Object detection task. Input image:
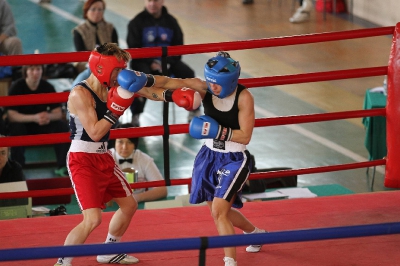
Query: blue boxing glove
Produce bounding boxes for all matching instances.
[189,115,232,141]
[117,69,155,93]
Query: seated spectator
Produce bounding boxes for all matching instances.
[71,0,119,86]
[0,0,22,56]
[6,65,70,176]
[127,0,199,125]
[0,135,25,183]
[0,107,6,135]
[109,123,167,203]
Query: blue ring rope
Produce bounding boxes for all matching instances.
[1,222,399,262]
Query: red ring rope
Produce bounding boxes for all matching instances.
[0,27,393,66]
[0,25,396,202]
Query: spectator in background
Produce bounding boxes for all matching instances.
[0,0,22,56]
[109,123,167,203]
[127,0,199,126]
[6,65,70,176]
[71,0,119,86]
[0,107,6,135]
[0,135,25,183]
[289,0,313,23]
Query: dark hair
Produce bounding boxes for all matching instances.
[83,0,105,19]
[116,123,139,148]
[21,65,44,79]
[0,135,10,153]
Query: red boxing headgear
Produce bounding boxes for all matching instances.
[88,51,127,87]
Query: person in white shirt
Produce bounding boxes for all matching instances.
[109,123,167,203]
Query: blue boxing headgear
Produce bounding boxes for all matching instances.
[204,51,241,98]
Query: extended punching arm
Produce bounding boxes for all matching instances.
[163,87,202,111]
[117,69,155,93]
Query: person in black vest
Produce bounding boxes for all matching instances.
[71,0,119,86]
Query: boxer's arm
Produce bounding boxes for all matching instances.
[68,86,112,142]
[153,76,208,98]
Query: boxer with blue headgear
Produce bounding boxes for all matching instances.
[204,51,241,98]
[141,51,263,265]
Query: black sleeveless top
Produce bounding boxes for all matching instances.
[69,81,110,142]
[202,84,245,130]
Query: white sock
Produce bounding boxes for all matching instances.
[57,257,73,265]
[105,233,121,243]
[223,257,237,265]
[244,227,258,234]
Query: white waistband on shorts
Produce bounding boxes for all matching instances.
[69,140,108,153]
[205,139,246,153]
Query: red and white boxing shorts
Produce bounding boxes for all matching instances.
[68,140,132,210]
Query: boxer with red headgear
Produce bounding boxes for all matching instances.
[56,43,203,266]
[56,43,139,266]
[88,48,127,87]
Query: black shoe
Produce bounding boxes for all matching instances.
[243,0,254,4]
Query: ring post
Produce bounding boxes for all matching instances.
[384,22,400,188]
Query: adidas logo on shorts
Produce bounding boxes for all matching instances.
[96,143,106,153]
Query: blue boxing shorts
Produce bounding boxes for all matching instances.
[189,139,251,208]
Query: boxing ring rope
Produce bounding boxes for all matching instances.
[0,158,386,200]
[0,66,388,108]
[0,24,399,263]
[0,26,394,66]
[0,222,400,263]
[0,23,392,201]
